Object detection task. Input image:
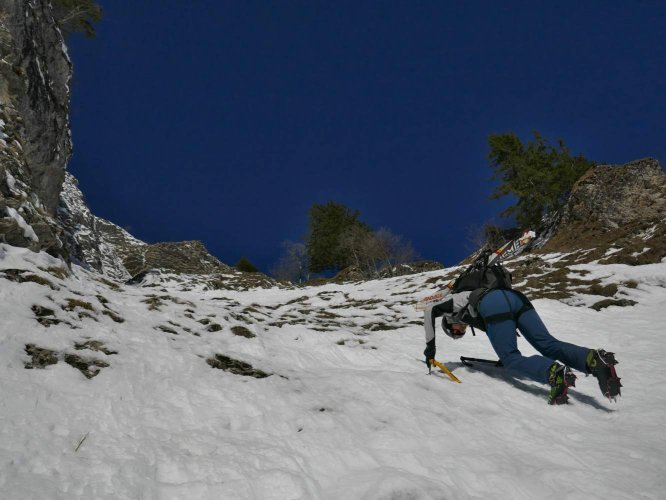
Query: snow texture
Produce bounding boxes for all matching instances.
[0,244,665,499]
[4,169,18,194]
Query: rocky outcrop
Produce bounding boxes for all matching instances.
[58,173,144,280]
[0,0,71,256]
[58,173,235,279]
[541,158,666,264]
[128,241,232,277]
[561,158,665,230]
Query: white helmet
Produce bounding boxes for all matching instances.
[442,315,466,340]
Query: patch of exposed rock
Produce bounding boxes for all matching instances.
[207,354,270,378]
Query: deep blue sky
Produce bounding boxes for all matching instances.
[67,1,666,272]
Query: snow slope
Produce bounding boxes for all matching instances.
[1,244,665,499]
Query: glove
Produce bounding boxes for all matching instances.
[424,340,436,369]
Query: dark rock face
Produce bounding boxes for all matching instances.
[1,0,71,255]
[12,0,71,213]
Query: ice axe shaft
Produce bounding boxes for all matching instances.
[429,359,461,383]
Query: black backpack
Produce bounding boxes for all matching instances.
[451,249,512,294]
[448,249,514,334]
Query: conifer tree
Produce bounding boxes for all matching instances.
[487,131,594,228]
[235,257,259,273]
[306,202,369,273]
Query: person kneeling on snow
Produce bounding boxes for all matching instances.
[423,288,622,404]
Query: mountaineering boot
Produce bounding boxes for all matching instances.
[587,349,622,401]
[548,362,577,405]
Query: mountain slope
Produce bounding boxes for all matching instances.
[1,243,664,499]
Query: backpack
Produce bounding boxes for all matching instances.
[449,250,514,334]
[451,249,513,294]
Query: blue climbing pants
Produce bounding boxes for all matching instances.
[477,289,590,384]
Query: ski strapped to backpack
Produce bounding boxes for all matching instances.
[415,230,536,311]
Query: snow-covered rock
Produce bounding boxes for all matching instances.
[58,173,277,289]
[57,173,145,280]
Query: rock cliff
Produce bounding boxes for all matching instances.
[1,1,259,286]
[541,158,666,265]
[0,0,71,256]
[508,158,666,302]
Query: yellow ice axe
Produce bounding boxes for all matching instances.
[429,358,461,383]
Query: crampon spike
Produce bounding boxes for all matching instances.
[604,365,622,402]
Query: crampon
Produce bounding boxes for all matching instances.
[548,364,577,405]
[588,350,622,402]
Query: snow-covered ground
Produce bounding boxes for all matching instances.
[1,243,665,499]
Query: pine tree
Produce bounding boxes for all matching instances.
[235,257,259,273]
[487,131,594,228]
[306,202,369,273]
